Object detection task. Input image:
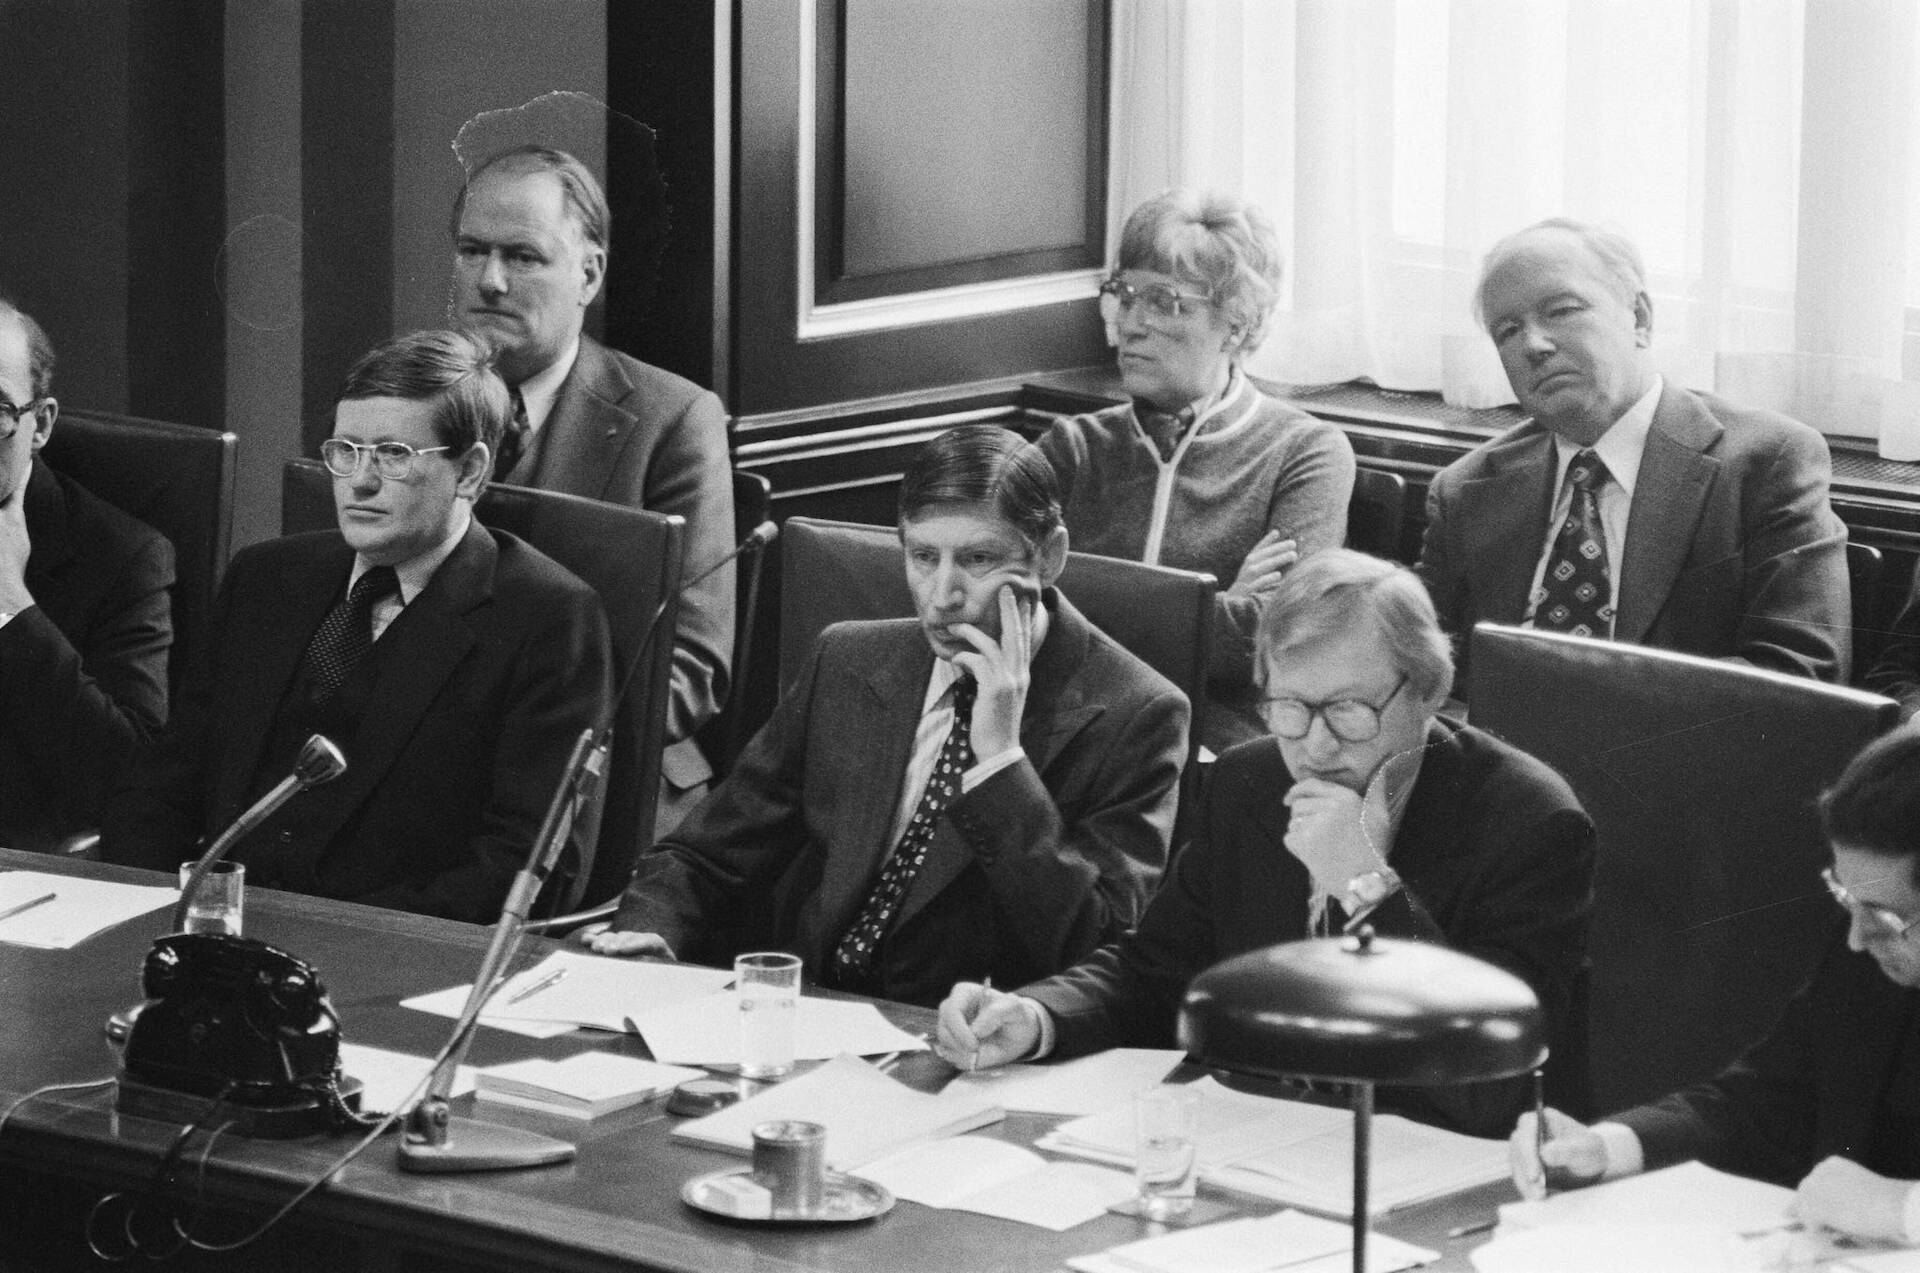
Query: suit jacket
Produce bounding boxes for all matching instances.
[1620,929,1919,1187]
[1024,720,1596,1138]
[612,594,1190,1008]
[1418,383,1850,689]
[102,522,612,922]
[528,336,734,809]
[0,460,172,851]
[1864,590,1920,721]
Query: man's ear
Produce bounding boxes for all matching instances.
[456,442,492,498]
[27,397,56,454]
[1035,524,1069,586]
[1633,291,1653,347]
[579,245,607,308]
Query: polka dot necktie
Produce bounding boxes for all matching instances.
[830,675,977,985]
[1533,450,1615,638]
[494,386,530,481]
[300,566,399,701]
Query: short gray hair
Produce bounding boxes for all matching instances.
[452,145,611,253]
[1473,216,1647,329]
[1117,189,1283,353]
[1254,548,1454,706]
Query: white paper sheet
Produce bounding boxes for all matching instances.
[939,1048,1184,1115]
[1065,1209,1435,1273]
[337,1042,476,1114]
[856,1135,1134,1230]
[630,995,929,1066]
[399,950,732,1038]
[1838,1249,1920,1272]
[0,870,175,949]
[1497,1161,1793,1236]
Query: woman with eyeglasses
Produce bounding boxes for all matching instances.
[936,550,1596,1138]
[1037,189,1355,751]
[1512,727,1920,1247]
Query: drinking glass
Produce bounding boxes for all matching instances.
[735,952,802,1079]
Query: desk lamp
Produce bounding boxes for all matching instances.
[1179,928,1544,1273]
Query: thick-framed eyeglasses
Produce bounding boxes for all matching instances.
[1261,675,1410,743]
[1822,867,1920,941]
[1099,274,1214,321]
[0,397,47,441]
[320,438,453,481]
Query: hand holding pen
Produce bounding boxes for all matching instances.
[933,977,1038,1073]
[1507,1101,1609,1200]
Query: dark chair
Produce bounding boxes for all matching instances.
[1345,465,1408,563]
[777,516,1214,813]
[694,469,775,779]
[44,411,238,697]
[1469,622,1899,1116]
[1846,539,1886,678]
[281,459,685,912]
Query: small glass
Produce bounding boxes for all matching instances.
[1134,1085,1200,1220]
[735,952,802,1079]
[179,860,244,936]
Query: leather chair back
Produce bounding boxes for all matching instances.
[695,469,775,778]
[1346,465,1408,562]
[1846,539,1886,677]
[1470,622,1898,1115]
[282,459,684,909]
[45,412,238,696]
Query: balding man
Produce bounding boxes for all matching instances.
[449,145,734,834]
[1418,217,1849,691]
[0,296,172,852]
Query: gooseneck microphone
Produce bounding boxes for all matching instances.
[170,735,347,932]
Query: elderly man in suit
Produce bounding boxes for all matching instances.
[0,296,172,852]
[1418,217,1849,691]
[583,425,1189,1009]
[103,331,612,922]
[449,145,734,835]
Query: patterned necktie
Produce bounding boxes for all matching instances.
[300,566,399,701]
[1533,449,1615,638]
[494,386,530,481]
[830,675,977,986]
[1136,404,1195,462]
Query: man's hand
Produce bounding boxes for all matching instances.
[576,922,676,959]
[0,488,33,611]
[950,583,1047,759]
[1508,1107,1608,1200]
[1225,530,1299,601]
[934,981,1040,1072]
[1790,1156,1912,1243]
[1282,776,1389,896]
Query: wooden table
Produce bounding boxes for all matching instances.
[0,851,1503,1272]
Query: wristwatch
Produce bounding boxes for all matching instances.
[1345,867,1402,911]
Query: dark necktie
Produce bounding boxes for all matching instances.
[830,675,977,985]
[1533,449,1614,638]
[494,386,530,482]
[300,566,399,701]
[1136,403,1195,462]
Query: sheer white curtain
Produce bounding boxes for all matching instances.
[1111,0,1920,449]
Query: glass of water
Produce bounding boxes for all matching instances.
[178,860,244,936]
[735,952,802,1079]
[1134,1084,1200,1220]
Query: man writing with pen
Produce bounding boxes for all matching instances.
[582,425,1188,1008]
[937,550,1596,1138]
[1512,727,1920,1245]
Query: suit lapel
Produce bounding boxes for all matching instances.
[1461,429,1557,625]
[20,463,76,588]
[533,337,638,501]
[1617,386,1721,645]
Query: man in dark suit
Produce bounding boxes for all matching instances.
[584,425,1188,1008]
[1418,217,1849,691]
[939,549,1596,1137]
[1515,728,1920,1245]
[103,331,612,922]
[450,145,734,834]
[0,297,172,852]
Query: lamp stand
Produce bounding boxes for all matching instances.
[1350,1080,1372,1273]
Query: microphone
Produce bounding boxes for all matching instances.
[170,735,347,932]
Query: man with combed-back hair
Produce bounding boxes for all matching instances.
[103,331,612,922]
[583,424,1188,1009]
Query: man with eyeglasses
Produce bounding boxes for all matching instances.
[0,297,173,853]
[937,548,1595,1137]
[103,330,612,922]
[1511,727,1920,1245]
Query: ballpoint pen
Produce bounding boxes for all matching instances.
[1533,1067,1548,1196]
[970,977,992,1073]
[506,966,567,1005]
[0,892,56,924]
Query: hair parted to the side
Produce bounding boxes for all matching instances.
[0,291,57,399]
[339,330,511,463]
[1473,216,1648,328]
[1821,730,1920,877]
[450,145,611,252]
[897,423,1062,550]
[1254,547,1455,706]
[1117,188,1284,353]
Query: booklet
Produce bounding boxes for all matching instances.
[856,1135,1135,1231]
[475,1052,704,1120]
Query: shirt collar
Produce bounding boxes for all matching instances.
[1550,374,1662,500]
[351,504,472,604]
[515,335,581,435]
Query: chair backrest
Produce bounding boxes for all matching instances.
[695,469,775,778]
[1469,622,1898,1115]
[1346,465,1408,562]
[44,411,238,696]
[281,458,685,909]
[778,516,1213,805]
[1846,538,1886,676]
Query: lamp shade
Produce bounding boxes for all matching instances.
[1178,930,1546,1085]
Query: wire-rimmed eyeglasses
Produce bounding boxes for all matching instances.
[320,438,453,481]
[1260,675,1410,743]
[1822,867,1920,941]
[0,397,48,442]
[1099,274,1214,321]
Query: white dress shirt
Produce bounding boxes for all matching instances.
[350,505,472,642]
[514,335,581,437]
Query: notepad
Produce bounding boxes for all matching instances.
[671,1053,1003,1169]
[939,1048,1184,1115]
[476,1052,704,1120]
[0,870,175,949]
[856,1135,1135,1230]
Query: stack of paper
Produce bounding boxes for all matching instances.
[399,950,732,1037]
[1496,1161,1793,1234]
[631,995,928,1066]
[939,1048,1184,1115]
[672,1054,1003,1169]
[476,1052,703,1120]
[0,870,175,949]
[338,1042,477,1114]
[1065,1209,1436,1273]
[857,1135,1134,1231]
